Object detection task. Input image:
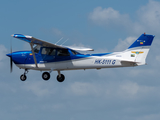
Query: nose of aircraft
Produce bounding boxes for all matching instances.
[6,53,12,57]
[6,51,30,64]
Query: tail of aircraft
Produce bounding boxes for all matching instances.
[119,33,155,65]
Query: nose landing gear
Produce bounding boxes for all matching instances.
[20,69,28,81]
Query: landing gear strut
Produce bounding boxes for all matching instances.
[57,71,65,82]
[20,69,28,81]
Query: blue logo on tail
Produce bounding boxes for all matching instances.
[128,33,155,49]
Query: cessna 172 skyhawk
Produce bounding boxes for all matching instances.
[6,33,154,82]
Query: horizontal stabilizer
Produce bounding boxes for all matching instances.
[120,60,139,66]
[121,60,138,63]
[63,46,94,51]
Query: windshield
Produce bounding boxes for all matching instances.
[33,45,41,53]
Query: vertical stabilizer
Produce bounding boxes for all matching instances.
[128,33,154,49]
[121,33,155,65]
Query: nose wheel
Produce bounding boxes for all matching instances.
[20,69,28,81]
[20,74,27,81]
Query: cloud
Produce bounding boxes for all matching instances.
[119,82,139,96]
[22,81,57,97]
[0,44,8,69]
[136,113,160,120]
[52,28,63,36]
[89,0,160,34]
[0,44,7,61]
[136,0,160,34]
[113,36,137,51]
[89,7,130,28]
[66,82,101,96]
[64,79,159,103]
[156,55,160,62]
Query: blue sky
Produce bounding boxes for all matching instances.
[1,0,160,120]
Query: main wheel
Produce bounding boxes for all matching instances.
[57,74,65,82]
[42,72,50,80]
[20,74,27,81]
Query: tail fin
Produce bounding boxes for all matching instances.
[121,33,155,65]
[128,33,154,49]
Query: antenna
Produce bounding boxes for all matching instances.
[61,38,69,46]
[55,37,63,45]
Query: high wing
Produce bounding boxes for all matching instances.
[12,34,94,51]
[12,34,66,49]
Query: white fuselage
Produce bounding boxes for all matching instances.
[16,54,136,71]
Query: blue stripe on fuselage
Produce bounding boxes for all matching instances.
[9,50,112,64]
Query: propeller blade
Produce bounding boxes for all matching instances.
[10,57,13,73]
[10,38,13,73]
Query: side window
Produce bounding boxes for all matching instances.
[71,50,79,55]
[49,49,56,55]
[57,49,70,56]
[41,48,56,56]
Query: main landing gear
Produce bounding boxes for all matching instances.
[20,69,65,82]
[56,71,65,82]
[42,72,50,80]
[42,70,65,82]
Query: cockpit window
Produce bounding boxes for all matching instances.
[41,48,56,56]
[34,45,41,53]
[57,49,70,56]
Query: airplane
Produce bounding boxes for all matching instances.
[6,33,155,82]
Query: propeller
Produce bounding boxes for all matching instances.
[10,38,13,73]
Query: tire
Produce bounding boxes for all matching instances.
[20,74,27,81]
[57,74,65,82]
[42,72,50,80]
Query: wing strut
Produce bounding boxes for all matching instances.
[30,43,38,68]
